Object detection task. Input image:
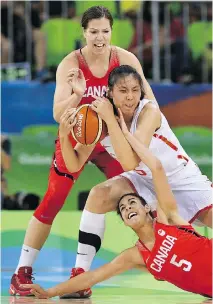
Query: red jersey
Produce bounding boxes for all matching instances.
[66,46,119,146]
[54,47,123,178]
[136,221,212,297]
[75,46,120,105]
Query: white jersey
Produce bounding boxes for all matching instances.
[101,99,212,224]
[101,99,190,181]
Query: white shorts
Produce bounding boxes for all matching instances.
[121,160,212,225]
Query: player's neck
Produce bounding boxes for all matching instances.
[136,219,155,248]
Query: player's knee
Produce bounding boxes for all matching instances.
[85,184,112,213]
[33,188,67,225]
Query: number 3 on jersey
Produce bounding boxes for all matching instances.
[170,254,192,272]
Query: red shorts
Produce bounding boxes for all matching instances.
[34,136,123,224]
[54,136,124,180]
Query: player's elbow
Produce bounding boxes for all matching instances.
[122,160,139,172]
[53,107,60,123]
[66,163,81,173]
[152,159,163,173]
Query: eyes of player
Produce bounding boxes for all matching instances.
[120,205,125,212]
[90,30,110,34]
[119,88,140,94]
[119,199,136,212]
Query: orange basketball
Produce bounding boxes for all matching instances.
[71,104,107,146]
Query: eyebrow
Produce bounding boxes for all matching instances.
[89,28,110,30]
[118,85,140,89]
[128,197,135,202]
[119,203,125,209]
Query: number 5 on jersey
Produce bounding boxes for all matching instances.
[170,254,192,272]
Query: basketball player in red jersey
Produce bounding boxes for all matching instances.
[10,6,159,297]
[21,113,212,299]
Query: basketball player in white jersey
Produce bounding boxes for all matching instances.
[58,65,212,298]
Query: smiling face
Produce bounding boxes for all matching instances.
[83,17,112,55]
[118,194,151,230]
[109,75,141,117]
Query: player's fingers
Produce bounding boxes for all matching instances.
[91,94,103,101]
[90,104,98,112]
[92,100,101,107]
[70,117,77,128]
[67,108,77,117]
[67,68,79,75]
[78,69,85,79]
[20,284,34,289]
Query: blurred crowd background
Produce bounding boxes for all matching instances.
[1,1,212,212]
[1,0,212,83]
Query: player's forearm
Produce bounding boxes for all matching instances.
[47,255,131,298]
[125,132,178,215]
[125,132,159,171]
[107,118,139,171]
[53,93,83,122]
[59,134,82,172]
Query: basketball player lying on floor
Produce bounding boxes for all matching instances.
[56,65,212,299]
[21,115,212,298]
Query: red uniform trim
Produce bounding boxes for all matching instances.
[177,155,189,162]
[153,133,178,151]
[189,204,212,224]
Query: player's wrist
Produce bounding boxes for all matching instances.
[74,90,85,99]
[105,116,117,127]
[46,287,57,298]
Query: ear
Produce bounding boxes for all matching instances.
[107,88,113,99]
[83,29,87,39]
[144,204,151,214]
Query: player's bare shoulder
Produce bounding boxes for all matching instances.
[56,51,79,82]
[116,47,139,66]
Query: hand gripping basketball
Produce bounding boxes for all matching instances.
[71,104,107,146]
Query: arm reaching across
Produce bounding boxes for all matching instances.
[91,96,140,171]
[118,109,189,225]
[21,246,144,299]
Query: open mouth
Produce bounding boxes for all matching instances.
[128,212,137,219]
[94,44,105,49]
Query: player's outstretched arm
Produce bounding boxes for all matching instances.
[59,108,95,172]
[21,246,143,299]
[118,110,188,225]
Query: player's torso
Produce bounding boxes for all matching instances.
[101,99,191,180]
[75,47,120,105]
[66,47,120,146]
[138,222,212,296]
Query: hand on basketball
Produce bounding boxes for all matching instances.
[67,68,86,97]
[117,108,129,136]
[20,284,50,299]
[59,108,77,135]
[91,95,114,123]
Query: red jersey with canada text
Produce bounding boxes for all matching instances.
[54,47,123,177]
[75,46,120,104]
[136,221,212,297]
[66,46,119,147]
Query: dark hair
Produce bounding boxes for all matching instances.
[116,192,154,220]
[81,6,113,30]
[107,65,145,115]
